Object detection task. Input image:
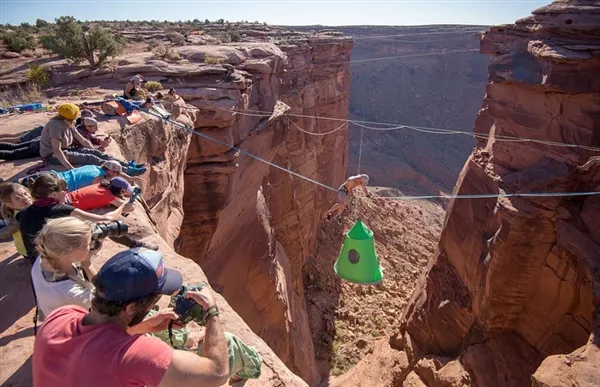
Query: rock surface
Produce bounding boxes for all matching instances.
[0,113,307,387]
[330,1,600,386]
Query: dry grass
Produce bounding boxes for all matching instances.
[204,55,222,64]
[153,44,181,61]
[0,83,44,108]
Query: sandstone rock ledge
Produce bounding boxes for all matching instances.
[0,110,307,387]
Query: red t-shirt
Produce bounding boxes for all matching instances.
[67,183,117,210]
[33,306,174,387]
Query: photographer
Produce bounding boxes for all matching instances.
[19,173,156,263]
[33,248,230,387]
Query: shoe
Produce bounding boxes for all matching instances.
[128,160,146,168]
[335,216,342,225]
[126,166,147,176]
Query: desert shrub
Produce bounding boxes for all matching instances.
[167,32,185,46]
[153,44,181,61]
[27,64,50,85]
[35,19,49,28]
[0,83,44,108]
[133,35,145,42]
[40,16,123,67]
[144,81,162,92]
[228,30,241,42]
[1,30,37,53]
[146,39,160,51]
[204,56,221,64]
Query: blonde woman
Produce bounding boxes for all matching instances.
[0,182,33,256]
[31,217,98,318]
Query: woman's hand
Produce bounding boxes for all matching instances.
[127,308,183,335]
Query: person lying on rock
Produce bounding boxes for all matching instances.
[0,182,33,258]
[18,173,156,264]
[66,177,137,212]
[578,156,600,171]
[39,103,146,176]
[20,161,142,192]
[33,247,230,387]
[325,174,372,224]
[73,117,111,152]
[0,125,43,144]
[123,74,147,100]
[0,126,44,161]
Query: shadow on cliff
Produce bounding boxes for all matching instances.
[0,253,35,335]
[2,356,33,387]
[303,220,345,380]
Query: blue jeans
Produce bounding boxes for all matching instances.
[47,148,127,168]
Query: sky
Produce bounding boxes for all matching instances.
[1,0,550,26]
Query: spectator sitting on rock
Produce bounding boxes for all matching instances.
[0,182,33,258]
[0,126,44,161]
[18,173,156,264]
[39,103,146,176]
[20,160,143,192]
[325,174,372,224]
[123,74,146,100]
[32,247,230,387]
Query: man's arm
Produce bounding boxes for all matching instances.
[72,128,95,149]
[50,137,74,170]
[119,171,144,186]
[157,288,229,387]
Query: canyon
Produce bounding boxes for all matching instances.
[1,1,599,386]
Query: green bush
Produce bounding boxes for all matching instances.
[229,30,241,42]
[1,31,37,53]
[27,64,50,85]
[144,81,162,92]
[36,19,49,28]
[40,16,123,67]
[167,32,185,46]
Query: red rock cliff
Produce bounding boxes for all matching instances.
[176,37,353,385]
[329,1,600,386]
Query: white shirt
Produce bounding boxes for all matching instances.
[31,259,93,319]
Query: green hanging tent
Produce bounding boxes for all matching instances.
[334,219,384,285]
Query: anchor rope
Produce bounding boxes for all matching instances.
[133,104,599,202]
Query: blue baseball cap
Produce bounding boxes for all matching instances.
[109,177,134,193]
[96,248,183,302]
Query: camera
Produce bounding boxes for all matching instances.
[172,285,205,324]
[90,220,128,250]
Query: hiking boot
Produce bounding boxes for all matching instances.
[126,166,147,176]
[128,160,146,168]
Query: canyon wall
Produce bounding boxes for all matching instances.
[291,25,488,196]
[176,37,353,384]
[330,1,600,386]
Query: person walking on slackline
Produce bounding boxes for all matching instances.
[325,174,372,224]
